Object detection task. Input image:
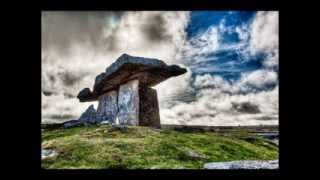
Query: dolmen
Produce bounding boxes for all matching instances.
[63,54,187,128]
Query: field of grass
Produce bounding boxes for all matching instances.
[42,125,278,169]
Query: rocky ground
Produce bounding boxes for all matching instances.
[203,160,278,169]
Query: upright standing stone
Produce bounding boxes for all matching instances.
[97,90,118,123]
[139,86,160,128]
[118,79,139,126]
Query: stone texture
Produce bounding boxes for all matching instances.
[139,86,160,128]
[63,120,83,128]
[203,160,279,169]
[42,149,58,160]
[78,105,97,124]
[77,88,94,102]
[78,54,187,102]
[118,80,139,126]
[97,90,118,123]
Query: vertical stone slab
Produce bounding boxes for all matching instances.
[118,79,139,126]
[97,90,118,123]
[139,86,161,128]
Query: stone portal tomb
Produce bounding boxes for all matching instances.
[75,53,187,128]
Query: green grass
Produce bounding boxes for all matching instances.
[42,125,278,169]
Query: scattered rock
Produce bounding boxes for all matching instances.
[42,149,58,160]
[184,150,207,160]
[203,160,278,169]
[63,120,83,128]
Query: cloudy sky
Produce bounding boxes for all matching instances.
[41,11,279,126]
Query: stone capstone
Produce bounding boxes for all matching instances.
[77,88,94,102]
[78,54,187,102]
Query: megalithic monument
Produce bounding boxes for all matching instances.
[77,54,187,128]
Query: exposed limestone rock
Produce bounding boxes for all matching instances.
[63,119,83,128]
[78,105,97,124]
[139,86,160,128]
[118,80,139,126]
[97,90,118,123]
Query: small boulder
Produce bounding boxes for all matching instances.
[42,149,58,159]
[63,120,83,128]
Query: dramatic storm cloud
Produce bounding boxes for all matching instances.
[42,11,278,126]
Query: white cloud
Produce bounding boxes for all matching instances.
[238,69,278,89]
[250,11,279,55]
[182,26,219,62]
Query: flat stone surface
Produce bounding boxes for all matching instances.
[203,160,279,169]
[118,79,139,126]
[97,90,118,123]
[139,86,160,128]
[77,54,187,102]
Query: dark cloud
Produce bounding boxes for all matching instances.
[42,11,124,56]
[142,14,171,42]
[43,91,54,96]
[231,102,261,114]
[59,70,86,86]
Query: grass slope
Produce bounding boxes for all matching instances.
[42,125,278,169]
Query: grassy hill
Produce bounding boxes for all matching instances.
[42,125,278,169]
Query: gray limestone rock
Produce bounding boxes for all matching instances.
[203,160,279,169]
[42,149,58,159]
[118,80,139,126]
[97,90,118,123]
[78,105,97,124]
[77,88,94,102]
[139,86,160,128]
[63,120,83,128]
